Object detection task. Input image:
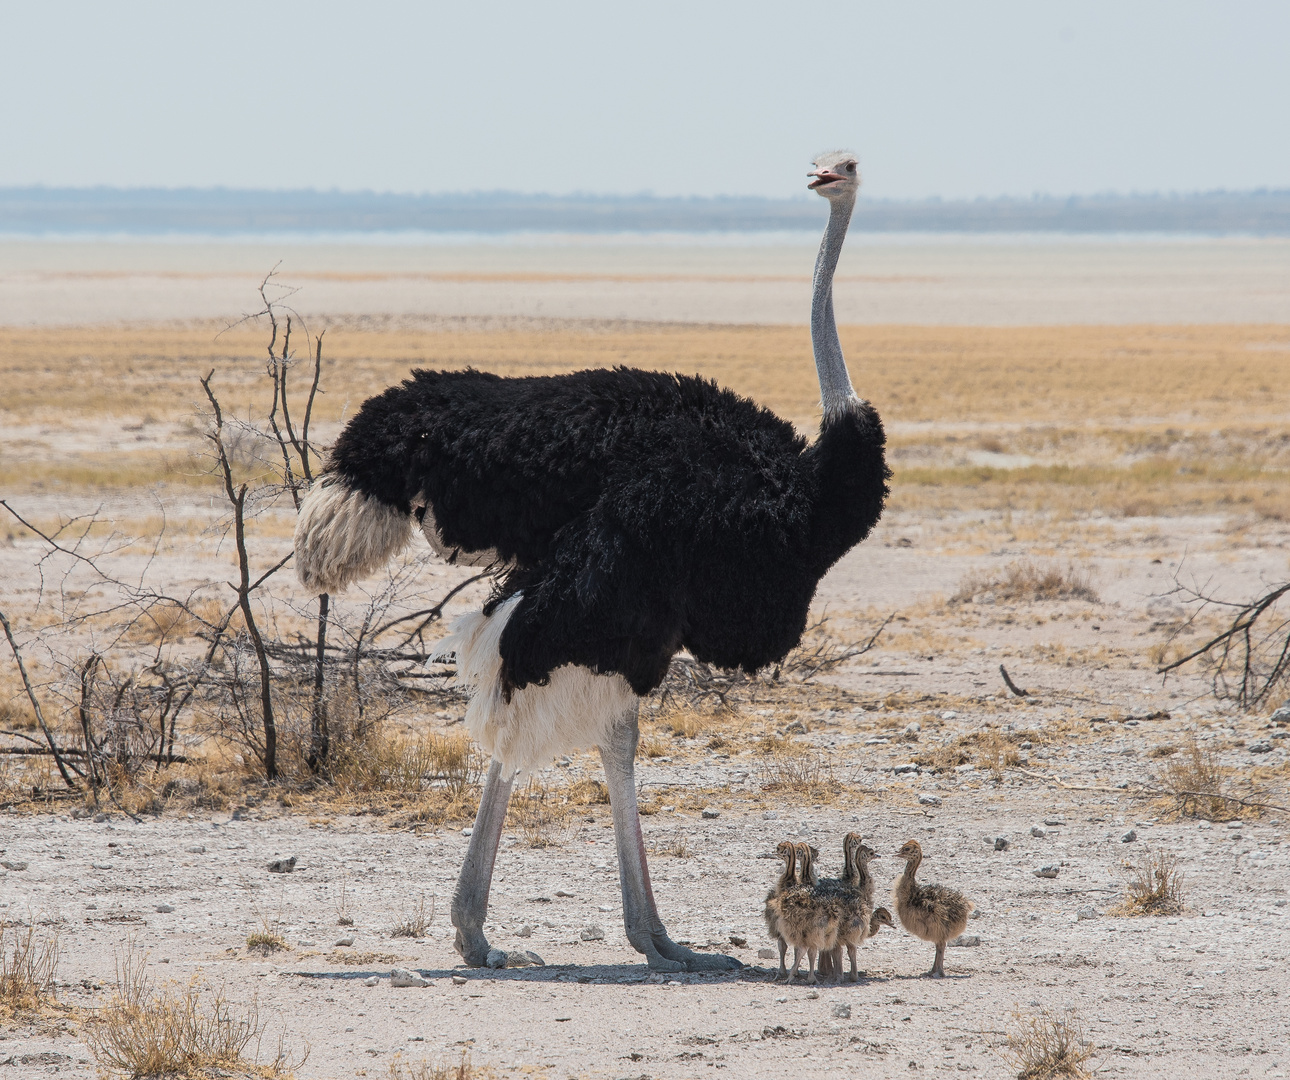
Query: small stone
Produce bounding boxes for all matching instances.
[1121,830,1138,843]
[555,889,575,898]
[832,1002,852,1019]
[949,935,980,947]
[489,950,544,968]
[757,947,777,959]
[1268,704,1290,724]
[462,827,473,836]
[579,924,605,941]
[805,990,819,999]
[701,807,720,819]
[1272,731,1289,739]
[266,856,296,873]
[1019,741,1033,750]
[522,950,546,967]
[451,975,467,986]
[298,940,316,947]
[1249,741,1273,754]
[954,764,975,774]
[155,904,175,913]
[1077,906,1099,921]
[729,934,747,947]
[918,793,942,807]
[1044,818,1065,827]
[785,721,807,735]
[517,924,533,938]
[527,895,553,903]
[1031,826,1047,838]
[940,711,958,720]
[762,810,780,820]
[993,837,1010,851]
[894,763,920,775]
[485,949,508,969]
[1034,865,1060,879]
[186,845,206,854]
[363,976,380,987]
[1,860,28,871]
[93,812,109,823]
[334,936,355,947]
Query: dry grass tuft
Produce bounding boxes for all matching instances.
[0,923,60,1016]
[650,829,693,859]
[1004,1006,1094,1079]
[387,1051,489,1079]
[1157,736,1239,820]
[1148,743,1179,759]
[391,894,434,939]
[1112,852,1186,917]
[506,779,571,848]
[85,947,300,1077]
[564,777,610,805]
[755,747,842,801]
[245,931,287,955]
[952,560,1098,605]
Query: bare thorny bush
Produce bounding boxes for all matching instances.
[0,269,479,810]
[1156,568,1290,712]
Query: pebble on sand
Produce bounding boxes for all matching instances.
[267,856,296,873]
[994,837,1010,851]
[918,793,942,807]
[390,968,429,987]
[579,925,605,941]
[1121,829,1138,842]
[363,976,380,987]
[1034,865,1060,879]
[334,936,355,947]
[1031,826,1047,838]
[949,935,981,947]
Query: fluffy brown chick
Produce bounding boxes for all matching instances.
[763,839,797,982]
[893,839,974,978]
[770,842,840,984]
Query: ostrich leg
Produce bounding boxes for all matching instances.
[599,705,741,972]
[450,758,516,965]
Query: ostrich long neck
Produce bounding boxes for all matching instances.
[811,193,859,418]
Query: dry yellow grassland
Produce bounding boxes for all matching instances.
[1,322,1287,515]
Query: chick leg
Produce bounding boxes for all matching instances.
[930,941,947,978]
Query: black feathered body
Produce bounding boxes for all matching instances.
[326,366,888,695]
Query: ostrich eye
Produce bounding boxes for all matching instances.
[846,162,856,173]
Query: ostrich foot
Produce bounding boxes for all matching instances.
[453,925,493,968]
[629,928,741,972]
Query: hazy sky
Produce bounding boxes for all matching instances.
[2,2,1288,200]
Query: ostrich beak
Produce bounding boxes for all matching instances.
[808,168,846,190]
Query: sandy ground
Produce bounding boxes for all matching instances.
[4,234,1290,326]
[3,498,1289,1078]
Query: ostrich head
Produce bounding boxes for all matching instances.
[895,838,923,863]
[808,150,860,200]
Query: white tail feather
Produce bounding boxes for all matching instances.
[294,478,413,594]
[436,595,636,772]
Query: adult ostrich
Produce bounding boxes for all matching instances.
[293,151,887,972]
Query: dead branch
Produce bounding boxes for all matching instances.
[0,608,78,789]
[1157,573,1290,710]
[202,370,279,781]
[1000,664,1030,697]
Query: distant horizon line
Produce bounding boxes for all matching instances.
[4,183,1290,203]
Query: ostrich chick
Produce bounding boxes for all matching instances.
[825,835,880,983]
[869,906,896,937]
[763,840,797,982]
[772,842,841,984]
[893,839,974,978]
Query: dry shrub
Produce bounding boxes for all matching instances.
[506,779,571,848]
[1112,852,1186,917]
[565,777,610,805]
[1157,736,1239,820]
[650,829,693,859]
[952,560,1098,605]
[245,931,286,955]
[0,697,36,730]
[391,894,433,939]
[124,598,224,645]
[755,748,841,801]
[639,736,670,759]
[918,728,1022,778]
[1004,1007,1094,1079]
[388,1051,486,1080]
[664,708,708,740]
[0,924,59,1016]
[85,948,299,1077]
[330,731,482,795]
[1148,742,1179,759]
